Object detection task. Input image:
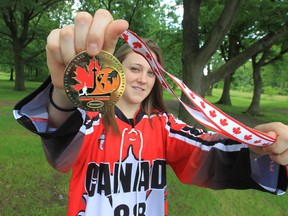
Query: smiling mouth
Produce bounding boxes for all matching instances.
[133,86,144,91]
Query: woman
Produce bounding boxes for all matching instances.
[14,9,288,216]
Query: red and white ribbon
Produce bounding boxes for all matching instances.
[121,30,275,147]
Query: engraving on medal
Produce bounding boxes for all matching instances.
[64,50,126,112]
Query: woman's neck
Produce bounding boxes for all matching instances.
[116,101,141,119]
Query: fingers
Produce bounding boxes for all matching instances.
[48,9,127,60]
[264,138,288,155]
[102,19,129,53]
[255,122,288,166]
[46,9,128,88]
[74,12,93,53]
[46,25,77,89]
[255,122,287,134]
[47,24,77,66]
[74,9,128,55]
[59,24,76,65]
[261,122,288,154]
[46,28,63,65]
[46,29,65,89]
[270,151,288,166]
[86,9,114,56]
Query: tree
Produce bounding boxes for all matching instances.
[77,0,183,81]
[245,39,288,116]
[216,33,241,105]
[77,0,162,36]
[180,0,243,125]
[262,53,288,96]
[217,0,288,107]
[179,0,288,125]
[0,0,73,91]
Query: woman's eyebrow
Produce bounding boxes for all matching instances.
[130,63,143,67]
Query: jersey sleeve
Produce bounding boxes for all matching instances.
[164,113,287,195]
[13,77,85,173]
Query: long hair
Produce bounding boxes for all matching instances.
[102,39,167,134]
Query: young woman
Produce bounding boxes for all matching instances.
[14,9,288,216]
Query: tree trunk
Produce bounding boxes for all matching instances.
[179,0,243,126]
[216,72,233,105]
[206,85,213,96]
[244,46,272,116]
[217,32,240,105]
[35,68,39,79]
[14,50,25,91]
[245,65,262,116]
[9,66,14,81]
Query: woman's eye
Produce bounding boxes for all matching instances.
[131,67,140,72]
[147,71,155,77]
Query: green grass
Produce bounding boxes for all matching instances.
[207,89,288,124]
[1,78,288,215]
[0,80,42,101]
[0,106,70,215]
[0,79,70,215]
[168,169,288,216]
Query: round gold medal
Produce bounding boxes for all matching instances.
[64,50,126,112]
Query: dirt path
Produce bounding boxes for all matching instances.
[165,99,267,128]
[0,101,17,107]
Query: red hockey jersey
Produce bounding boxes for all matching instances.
[13,79,287,215]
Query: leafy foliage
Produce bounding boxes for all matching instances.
[0,0,286,104]
[0,0,75,89]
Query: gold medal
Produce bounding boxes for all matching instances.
[64,50,126,112]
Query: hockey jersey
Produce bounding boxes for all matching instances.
[13,78,287,215]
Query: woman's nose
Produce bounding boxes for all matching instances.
[137,72,147,83]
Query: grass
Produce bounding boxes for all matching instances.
[1,76,288,215]
[0,78,70,215]
[207,89,288,124]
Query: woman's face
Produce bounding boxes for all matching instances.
[120,51,156,107]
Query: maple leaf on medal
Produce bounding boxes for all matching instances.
[73,57,101,92]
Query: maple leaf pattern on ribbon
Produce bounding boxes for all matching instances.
[73,57,101,92]
[146,52,152,61]
[122,33,129,42]
[200,101,206,109]
[244,135,252,140]
[220,119,228,126]
[233,127,241,135]
[209,110,217,118]
[189,92,195,99]
[133,41,142,49]
[180,82,187,90]
[153,67,160,76]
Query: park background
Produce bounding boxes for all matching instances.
[0,0,288,215]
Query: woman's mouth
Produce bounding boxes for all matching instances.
[132,86,144,91]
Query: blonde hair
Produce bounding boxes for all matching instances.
[103,39,167,134]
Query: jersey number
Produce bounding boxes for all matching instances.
[114,202,146,216]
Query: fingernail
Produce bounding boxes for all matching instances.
[88,43,98,55]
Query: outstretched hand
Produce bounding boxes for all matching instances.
[46,9,129,90]
[46,9,129,127]
[253,122,288,166]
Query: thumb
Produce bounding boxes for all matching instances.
[103,19,129,54]
[254,123,278,140]
[267,131,277,139]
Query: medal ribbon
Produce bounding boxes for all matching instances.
[120,30,275,147]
